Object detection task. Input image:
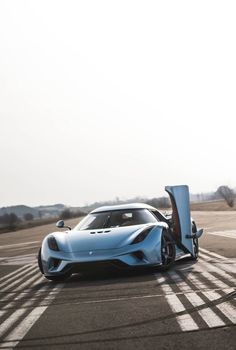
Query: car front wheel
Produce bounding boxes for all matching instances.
[37,248,71,281]
[160,230,176,271]
[37,248,44,274]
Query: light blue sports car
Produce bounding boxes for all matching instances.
[38,185,203,281]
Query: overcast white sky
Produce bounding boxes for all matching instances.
[0,0,236,207]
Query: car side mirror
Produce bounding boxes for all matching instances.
[56,220,71,230]
[56,220,65,228]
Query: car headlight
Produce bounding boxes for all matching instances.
[48,236,60,251]
[131,226,153,244]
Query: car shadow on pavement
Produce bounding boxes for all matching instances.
[55,257,199,290]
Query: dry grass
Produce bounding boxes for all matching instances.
[190,199,236,211]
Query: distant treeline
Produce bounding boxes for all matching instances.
[0,209,85,233]
[0,185,235,233]
[0,213,21,230]
[59,209,86,220]
[79,196,171,213]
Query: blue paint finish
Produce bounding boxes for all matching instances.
[39,185,203,277]
[165,185,194,255]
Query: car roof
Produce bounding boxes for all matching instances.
[91,202,157,213]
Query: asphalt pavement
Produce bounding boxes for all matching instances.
[0,212,235,350]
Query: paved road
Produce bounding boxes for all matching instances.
[0,212,235,349]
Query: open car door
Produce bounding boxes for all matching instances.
[165,185,203,257]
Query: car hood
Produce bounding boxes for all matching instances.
[54,224,149,252]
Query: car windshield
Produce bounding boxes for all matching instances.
[74,209,157,230]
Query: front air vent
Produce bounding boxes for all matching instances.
[132,251,145,261]
[49,258,61,269]
[90,230,111,234]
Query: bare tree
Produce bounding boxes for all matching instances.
[59,209,72,220]
[9,213,20,228]
[24,213,34,221]
[0,213,20,229]
[59,208,85,220]
[216,185,235,207]
[146,197,170,209]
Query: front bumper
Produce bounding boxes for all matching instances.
[53,259,134,276]
[41,244,162,277]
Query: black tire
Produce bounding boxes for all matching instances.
[159,230,176,271]
[38,248,71,281]
[37,248,44,274]
[190,221,199,260]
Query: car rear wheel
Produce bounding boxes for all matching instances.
[160,230,176,271]
[190,221,199,260]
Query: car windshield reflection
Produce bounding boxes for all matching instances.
[74,209,157,230]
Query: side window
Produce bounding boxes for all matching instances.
[110,211,134,227]
[150,210,161,221]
